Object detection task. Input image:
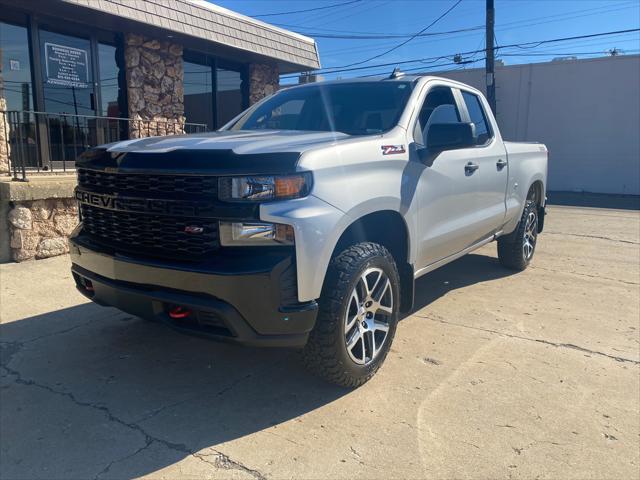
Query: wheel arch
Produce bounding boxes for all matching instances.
[527,179,546,233]
[331,210,414,313]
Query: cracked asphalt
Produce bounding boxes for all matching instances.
[1,205,639,480]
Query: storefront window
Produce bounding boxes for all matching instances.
[0,21,34,112]
[98,43,121,117]
[184,60,213,130]
[184,52,247,130]
[217,66,244,126]
[1,21,36,166]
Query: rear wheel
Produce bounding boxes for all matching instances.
[497,200,539,270]
[302,242,399,387]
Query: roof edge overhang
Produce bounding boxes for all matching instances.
[8,0,321,73]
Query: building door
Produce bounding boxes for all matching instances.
[38,29,97,168]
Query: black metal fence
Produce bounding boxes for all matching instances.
[1,110,208,180]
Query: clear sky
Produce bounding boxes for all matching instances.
[212,0,640,83]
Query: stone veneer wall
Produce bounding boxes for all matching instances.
[0,46,10,175]
[7,198,78,262]
[124,34,185,138]
[248,63,279,106]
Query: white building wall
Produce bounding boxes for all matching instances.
[434,55,640,195]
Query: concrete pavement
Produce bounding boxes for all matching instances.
[1,205,638,479]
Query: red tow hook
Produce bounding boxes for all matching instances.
[168,306,192,319]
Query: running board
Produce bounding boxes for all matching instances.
[414,232,502,279]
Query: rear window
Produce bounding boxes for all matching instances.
[461,91,493,145]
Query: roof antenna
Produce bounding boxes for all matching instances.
[389,67,405,79]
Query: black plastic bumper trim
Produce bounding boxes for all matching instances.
[72,264,315,348]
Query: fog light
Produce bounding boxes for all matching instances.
[219,222,294,246]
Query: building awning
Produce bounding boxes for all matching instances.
[59,0,321,72]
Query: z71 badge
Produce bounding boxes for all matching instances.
[381,144,406,155]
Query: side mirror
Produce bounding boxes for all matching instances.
[426,122,476,152]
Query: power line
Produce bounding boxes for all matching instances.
[317,2,638,58]
[338,0,463,68]
[251,0,362,18]
[305,0,391,30]
[283,27,640,78]
[357,58,486,78]
[283,25,484,40]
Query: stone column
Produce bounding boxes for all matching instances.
[0,46,11,175]
[248,63,279,106]
[124,34,185,139]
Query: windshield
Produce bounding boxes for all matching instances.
[227,81,414,135]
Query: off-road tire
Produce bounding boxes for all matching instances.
[497,200,538,271]
[302,242,400,388]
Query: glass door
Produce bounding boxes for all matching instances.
[39,29,97,166]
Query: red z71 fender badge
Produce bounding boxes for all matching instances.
[381,144,406,155]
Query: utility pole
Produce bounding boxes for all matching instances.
[485,0,496,115]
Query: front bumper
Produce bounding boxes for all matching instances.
[70,235,318,347]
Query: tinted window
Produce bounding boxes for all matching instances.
[413,86,461,145]
[217,66,244,126]
[0,22,34,112]
[229,82,414,135]
[462,91,492,145]
[184,60,213,129]
[98,43,122,117]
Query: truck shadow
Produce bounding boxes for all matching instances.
[0,252,512,479]
[405,252,517,318]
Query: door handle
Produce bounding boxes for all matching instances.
[465,162,479,174]
[496,158,508,169]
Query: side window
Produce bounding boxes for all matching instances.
[461,91,493,145]
[413,86,461,145]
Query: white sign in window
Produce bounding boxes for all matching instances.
[44,42,89,88]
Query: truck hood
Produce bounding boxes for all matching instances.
[79,130,357,175]
[107,130,352,155]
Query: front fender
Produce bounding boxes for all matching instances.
[260,195,349,302]
[261,195,416,303]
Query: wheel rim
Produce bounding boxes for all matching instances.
[344,267,393,366]
[522,210,538,260]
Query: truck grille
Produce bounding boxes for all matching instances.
[77,169,222,260]
[80,204,219,259]
[77,169,218,197]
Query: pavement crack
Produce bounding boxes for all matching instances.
[22,318,98,344]
[94,440,154,480]
[193,450,267,480]
[418,314,640,365]
[1,363,194,473]
[544,231,639,245]
[216,372,254,397]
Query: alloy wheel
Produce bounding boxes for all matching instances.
[344,267,393,365]
[523,210,538,260]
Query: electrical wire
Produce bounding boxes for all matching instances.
[336,0,463,68]
[282,27,640,78]
[316,2,639,58]
[251,0,362,18]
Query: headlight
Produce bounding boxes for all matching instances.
[219,173,312,202]
[219,222,294,246]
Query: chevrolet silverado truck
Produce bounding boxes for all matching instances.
[70,73,547,387]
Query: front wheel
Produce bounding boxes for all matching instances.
[302,242,399,388]
[497,200,539,270]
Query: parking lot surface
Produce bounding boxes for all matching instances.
[1,205,639,480]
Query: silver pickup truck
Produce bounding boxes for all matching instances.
[70,73,548,387]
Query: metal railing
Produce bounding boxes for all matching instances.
[0,110,208,180]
